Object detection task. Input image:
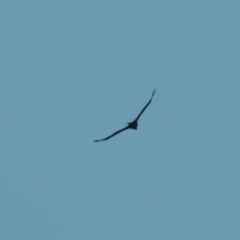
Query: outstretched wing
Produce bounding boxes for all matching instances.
[94,126,130,142]
[134,89,156,122]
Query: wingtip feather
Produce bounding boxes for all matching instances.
[152,88,157,96]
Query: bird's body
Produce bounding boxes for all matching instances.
[94,89,156,142]
[127,121,138,130]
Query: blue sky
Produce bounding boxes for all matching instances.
[1,1,240,239]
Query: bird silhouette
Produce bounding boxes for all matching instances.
[94,89,156,142]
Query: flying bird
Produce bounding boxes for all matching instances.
[94,89,156,142]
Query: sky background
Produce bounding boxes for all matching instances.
[1,1,240,239]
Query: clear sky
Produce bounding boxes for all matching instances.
[1,1,240,239]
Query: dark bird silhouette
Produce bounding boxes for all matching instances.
[94,89,156,142]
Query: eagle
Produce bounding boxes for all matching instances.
[94,89,156,142]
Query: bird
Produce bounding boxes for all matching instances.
[94,89,156,142]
